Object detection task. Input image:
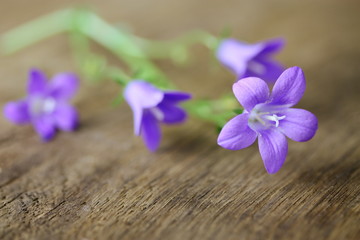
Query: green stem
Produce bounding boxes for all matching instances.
[70,31,131,87]
[1,8,172,88]
[1,9,73,55]
[184,94,240,127]
[1,8,237,127]
[133,30,218,62]
[70,9,173,89]
[105,67,131,86]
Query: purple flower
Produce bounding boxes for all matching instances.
[3,69,79,141]
[124,80,191,152]
[217,38,285,83]
[217,67,318,174]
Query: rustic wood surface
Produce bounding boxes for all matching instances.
[0,0,359,239]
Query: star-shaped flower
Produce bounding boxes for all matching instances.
[124,80,191,151]
[3,69,79,141]
[217,38,285,83]
[217,67,318,174]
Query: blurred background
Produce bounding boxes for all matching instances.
[1,0,360,111]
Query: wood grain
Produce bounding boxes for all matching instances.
[0,0,359,239]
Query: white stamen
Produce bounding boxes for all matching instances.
[264,114,286,127]
[249,104,288,130]
[248,61,266,75]
[150,107,164,121]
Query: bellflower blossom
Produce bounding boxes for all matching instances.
[217,38,285,83]
[3,69,79,141]
[217,67,318,174]
[124,80,191,151]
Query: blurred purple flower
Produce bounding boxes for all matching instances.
[217,67,318,174]
[124,80,191,152]
[217,38,285,83]
[3,69,79,141]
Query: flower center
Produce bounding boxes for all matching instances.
[30,97,57,116]
[248,106,286,130]
[248,60,266,75]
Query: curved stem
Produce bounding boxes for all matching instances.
[70,9,173,89]
[1,8,237,128]
[133,30,218,61]
[1,9,73,55]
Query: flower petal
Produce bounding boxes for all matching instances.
[157,102,187,124]
[49,73,79,100]
[217,113,257,150]
[217,39,263,77]
[271,66,306,106]
[53,104,79,131]
[33,116,56,142]
[258,129,288,174]
[246,59,284,83]
[124,80,164,135]
[3,100,31,124]
[128,105,143,136]
[279,108,318,142]
[141,111,161,152]
[28,68,47,95]
[124,81,164,108]
[233,77,269,112]
[163,92,191,103]
[257,38,285,57]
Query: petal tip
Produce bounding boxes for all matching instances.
[3,101,30,124]
[232,77,270,111]
[147,145,158,152]
[263,157,286,174]
[29,67,42,75]
[271,37,286,48]
[271,66,306,106]
[217,113,257,150]
[39,130,55,142]
[258,129,288,174]
[265,167,281,174]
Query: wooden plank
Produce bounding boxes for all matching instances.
[0,0,359,239]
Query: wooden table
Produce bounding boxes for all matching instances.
[0,0,359,239]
